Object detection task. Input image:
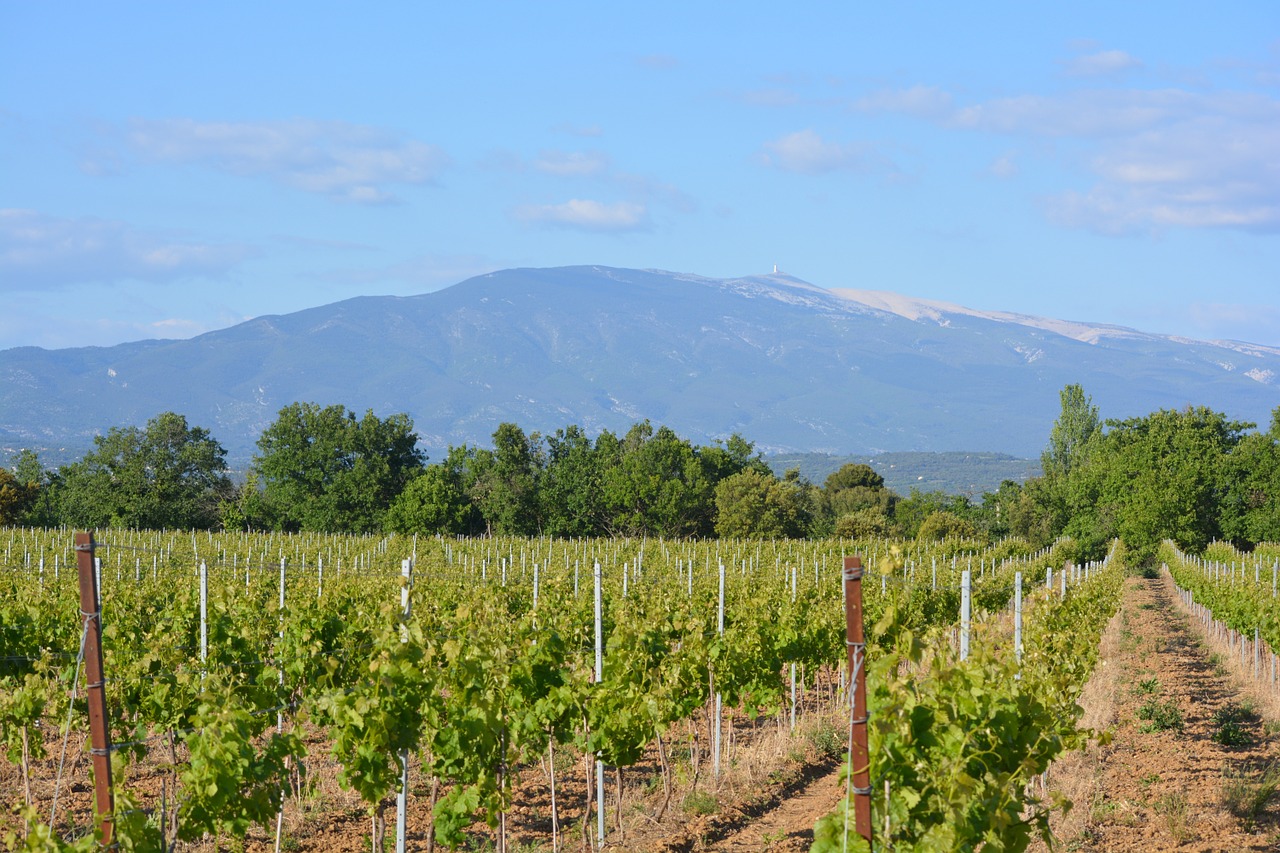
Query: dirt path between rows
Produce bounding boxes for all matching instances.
[699,760,844,852]
[1037,574,1280,851]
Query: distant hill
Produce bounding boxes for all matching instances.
[767,451,1041,497]
[2,266,1277,466]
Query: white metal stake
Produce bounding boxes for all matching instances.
[714,561,725,778]
[396,558,412,853]
[594,561,605,849]
[790,564,797,732]
[199,560,208,683]
[275,557,287,853]
[1014,572,1023,677]
[959,569,971,661]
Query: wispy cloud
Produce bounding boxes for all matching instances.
[854,85,954,119]
[0,209,255,290]
[552,123,603,138]
[119,118,450,204]
[320,253,499,289]
[533,149,611,177]
[1063,49,1144,78]
[859,83,1280,233]
[1187,302,1280,346]
[514,199,650,232]
[636,54,679,71]
[757,129,893,176]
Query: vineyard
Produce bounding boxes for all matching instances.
[3,527,1126,851]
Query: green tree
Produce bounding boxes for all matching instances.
[820,463,896,534]
[1091,406,1250,560]
[713,468,812,538]
[56,412,231,529]
[1042,384,1100,480]
[599,422,714,537]
[0,468,37,526]
[699,433,771,483]
[893,489,974,539]
[539,424,605,537]
[465,423,541,535]
[916,510,978,542]
[824,463,885,492]
[1218,411,1280,545]
[253,403,425,533]
[386,452,476,535]
[10,450,59,527]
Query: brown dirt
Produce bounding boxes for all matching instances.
[1034,574,1280,852]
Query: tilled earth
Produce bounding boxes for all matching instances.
[1036,574,1280,852]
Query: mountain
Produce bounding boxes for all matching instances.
[2,266,1278,465]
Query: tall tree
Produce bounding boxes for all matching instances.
[1042,384,1100,480]
[253,403,425,533]
[1213,406,1279,546]
[57,412,232,529]
[539,425,605,537]
[465,423,541,535]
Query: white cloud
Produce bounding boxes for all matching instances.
[854,85,954,119]
[859,83,1280,233]
[514,199,650,232]
[533,149,610,177]
[1064,49,1144,78]
[988,152,1019,178]
[0,209,255,290]
[123,118,450,203]
[758,129,889,176]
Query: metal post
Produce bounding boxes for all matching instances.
[842,556,872,848]
[75,533,114,847]
[594,561,605,849]
[1014,571,1023,676]
[714,561,725,778]
[199,559,208,681]
[396,558,412,853]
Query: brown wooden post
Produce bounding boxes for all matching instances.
[75,532,114,847]
[843,556,872,847]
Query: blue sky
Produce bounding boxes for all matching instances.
[2,3,1277,350]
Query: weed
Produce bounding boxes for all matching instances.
[1221,761,1280,831]
[1153,792,1192,842]
[683,790,718,816]
[1139,772,1161,788]
[1137,700,1184,734]
[804,718,845,759]
[1135,676,1160,695]
[1212,703,1254,747]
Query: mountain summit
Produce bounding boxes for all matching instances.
[3,266,1277,461]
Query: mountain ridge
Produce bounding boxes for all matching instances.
[2,265,1277,464]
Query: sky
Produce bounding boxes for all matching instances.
[2,3,1278,351]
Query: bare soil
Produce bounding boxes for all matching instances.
[1034,574,1280,852]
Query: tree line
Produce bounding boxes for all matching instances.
[2,390,1277,560]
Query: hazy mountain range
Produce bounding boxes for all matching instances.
[2,266,1277,467]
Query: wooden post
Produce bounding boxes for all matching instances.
[75,532,114,846]
[843,556,872,848]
